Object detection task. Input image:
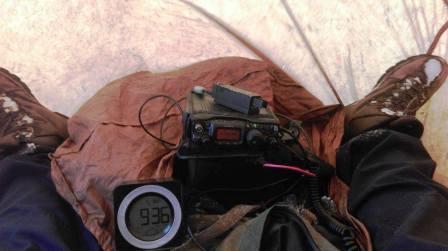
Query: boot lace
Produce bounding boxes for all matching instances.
[369,75,429,116]
[0,93,35,141]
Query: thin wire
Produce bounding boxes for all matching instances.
[187,226,207,251]
[281,0,344,105]
[261,178,302,208]
[185,179,294,249]
[138,94,184,147]
[193,176,293,200]
[160,97,187,150]
[153,226,206,251]
[190,176,301,218]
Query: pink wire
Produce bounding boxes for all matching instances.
[263,163,316,177]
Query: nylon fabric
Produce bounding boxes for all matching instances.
[50,57,359,251]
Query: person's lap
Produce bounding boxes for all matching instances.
[338,129,448,251]
[0,153,100,251]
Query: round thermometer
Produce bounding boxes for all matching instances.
[114,180,184,250]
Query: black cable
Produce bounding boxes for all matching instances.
[343,232,361,251]
[159,97,187,150]
[138,94,184,148]
[285,142,355,236]
[278,125,360,250]
[308,176,352,234]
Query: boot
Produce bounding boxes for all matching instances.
[0,68,68,158]
[344,55,448,140]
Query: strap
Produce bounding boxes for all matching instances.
[174,204,259,250]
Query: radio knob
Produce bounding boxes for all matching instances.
[246,129,264,146]
[194,123,204,133]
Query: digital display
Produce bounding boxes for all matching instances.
[215,128,241,141]
[126,193,173,241]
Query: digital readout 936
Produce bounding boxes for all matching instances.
[115,182,183,250]
[126,193,173,241]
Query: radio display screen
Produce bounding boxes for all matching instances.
[215,128,241,141]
